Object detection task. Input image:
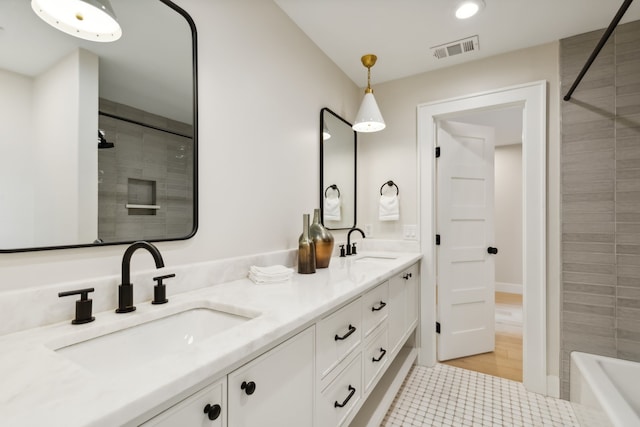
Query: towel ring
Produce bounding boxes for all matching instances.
[380,180,399,196]
[324,184,341,198]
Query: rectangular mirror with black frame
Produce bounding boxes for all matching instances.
[0,0,198,252]
[320,108,356,230]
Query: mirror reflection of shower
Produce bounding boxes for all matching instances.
[98,129,114,149]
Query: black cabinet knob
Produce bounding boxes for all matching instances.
[241,381,256,395]
[203,403,221,420]
[487,247,498,255]
[402,273,412,280]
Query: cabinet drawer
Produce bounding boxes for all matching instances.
[363,326,389,393]
[362,281,389,338]
[316,353,363,427]
[141,377,226,427]
[316,298,362,380]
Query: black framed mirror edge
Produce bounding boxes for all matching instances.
[319,107,357,230]
[0,0,199,253]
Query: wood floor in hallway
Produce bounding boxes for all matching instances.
[441,292,523,382]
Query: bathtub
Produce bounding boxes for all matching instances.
[570,351,640,427]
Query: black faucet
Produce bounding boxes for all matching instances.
[116,241,165,313]
[346,227,366,256]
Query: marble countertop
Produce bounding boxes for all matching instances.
[0,251,421,427]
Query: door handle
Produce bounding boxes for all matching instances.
[487,247,498,254]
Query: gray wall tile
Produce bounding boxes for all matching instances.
[560,20,640,399]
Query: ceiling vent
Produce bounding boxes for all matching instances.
[431,35,479,59]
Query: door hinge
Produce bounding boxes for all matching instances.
[435,234,440,245]
[435,147,441,158]
[436,322,441,334]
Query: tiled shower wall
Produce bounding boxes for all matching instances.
[560,20,640,399]
[97,99,194,242]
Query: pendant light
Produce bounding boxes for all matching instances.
[322,122,331,140]
[352,54,385,133]
[31,0,122,42]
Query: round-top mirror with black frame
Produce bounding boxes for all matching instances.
[320,108,357,230]
[0,0,198,252]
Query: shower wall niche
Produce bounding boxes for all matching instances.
[97,99,193,242]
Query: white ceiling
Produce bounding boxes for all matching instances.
[274,0,640,87]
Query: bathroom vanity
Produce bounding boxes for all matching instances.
[0,251,421,427]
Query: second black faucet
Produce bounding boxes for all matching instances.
[345,227,366,256]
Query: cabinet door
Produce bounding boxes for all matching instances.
[405,265,419,331]
[387,276,405,356]
[141,377,226,427]
[388,264,420,355]
[228,327,314,427]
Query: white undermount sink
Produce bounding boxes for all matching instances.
[354,255,398,263]
[55,308,252,374]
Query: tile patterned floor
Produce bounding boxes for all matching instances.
[382,364,579,427]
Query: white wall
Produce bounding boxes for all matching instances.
[32,49,99,247]
[0,0,359,290]
[0,70,34,247]
[356,42,561,379]
[495,144,523,292]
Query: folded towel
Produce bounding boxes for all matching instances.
[248,265,294,284]
[324,195,341,221]
[379,194,399,221]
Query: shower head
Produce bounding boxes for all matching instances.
[98,129,114,149]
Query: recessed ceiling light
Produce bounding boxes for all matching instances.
[455,0,485,19]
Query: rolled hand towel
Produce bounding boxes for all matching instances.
[379,194,399,221]
[324,195,341,221]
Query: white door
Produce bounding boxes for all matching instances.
[436,120,496,361]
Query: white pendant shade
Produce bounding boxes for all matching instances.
[352,92,386,133]
[31,0,122,42]
[322,122,331,140]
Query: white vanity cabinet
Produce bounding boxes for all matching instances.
[228,326,315,427]
[141,377,227,427]
[140,260,419,427]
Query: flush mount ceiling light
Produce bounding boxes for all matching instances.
[455,0,485,19]
[352,54,385,133]
[31,0,122,42]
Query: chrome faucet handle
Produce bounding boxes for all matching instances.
[152,273,175,305]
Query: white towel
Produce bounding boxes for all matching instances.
[248,265,294,284]
[379,194,399,221]
[324,195,341,221]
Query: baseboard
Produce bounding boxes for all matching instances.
[546,375,560,398]
[496,282,522,294]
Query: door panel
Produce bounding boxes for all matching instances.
[436,120,496,361]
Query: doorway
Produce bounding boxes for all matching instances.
[436,107,524,381]
[417,81,547,395]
